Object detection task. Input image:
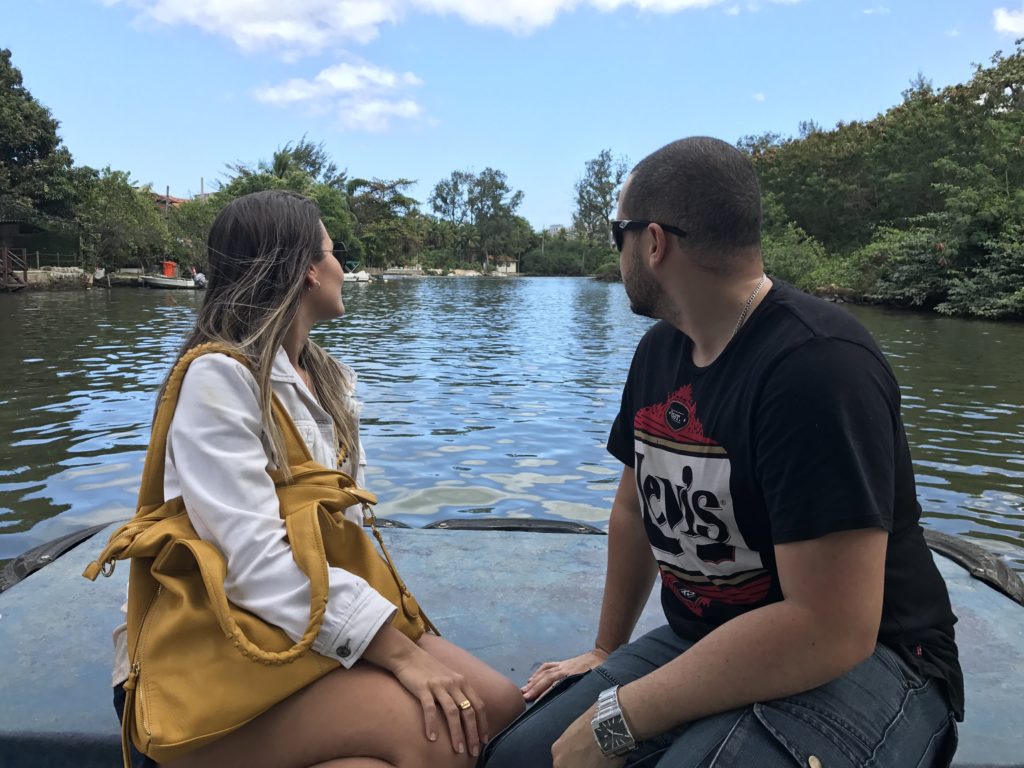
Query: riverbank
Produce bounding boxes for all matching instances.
[16,267,94,290]
[6,265,1023,323]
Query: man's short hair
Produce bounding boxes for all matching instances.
[622,137,762,269]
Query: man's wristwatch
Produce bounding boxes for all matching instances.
[591,685,637,757]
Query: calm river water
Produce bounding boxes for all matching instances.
[1,278,1022,571]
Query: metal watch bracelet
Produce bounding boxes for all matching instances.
[591,685,638,757]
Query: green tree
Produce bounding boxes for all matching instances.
[467,168,524,259]
[75,168,171,268]
[429,170,474,227]
[761,221,831,294]
[168,198,218,268]
[939,222,1024,318]
[0,49,76,222]
[281,136,348,190]
[572,149,628,244]
[489,215,537,272]
[426,168,526,265]
[348,178,422,267]
[218,140,360,257]
[522,229,607,276]
[741,41,1024,317]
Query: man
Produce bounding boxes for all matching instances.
[482,137,962,768]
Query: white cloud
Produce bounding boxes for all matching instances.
[255,62,424,131]
[105,0,401,52]
[752,92,766,102]
[255,62,422,105]
[108,0,806,52]
[994,4,1024,35]
[946,28,960,37]
[109,0,807,130]
[341,99,423,131]
[862,5,890,15]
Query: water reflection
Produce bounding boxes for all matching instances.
[0,281,1021,572]
[845,304,1024,561]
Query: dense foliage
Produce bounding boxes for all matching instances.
[1,43,1021,317]
[747,42,1024,318]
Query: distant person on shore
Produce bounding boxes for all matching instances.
[110,190,523,767]
[482,137,962,768]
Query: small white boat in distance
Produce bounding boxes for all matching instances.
[343,270,372,283]
[142,275,196,289]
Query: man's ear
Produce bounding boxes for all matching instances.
[647,224,670,270]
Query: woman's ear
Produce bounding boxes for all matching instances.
[305,264,322,292]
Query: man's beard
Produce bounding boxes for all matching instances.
[622,243,664,319]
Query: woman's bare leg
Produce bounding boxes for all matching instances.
[164,635,522,768]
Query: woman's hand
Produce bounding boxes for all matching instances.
[364,626,489,757]
[521,649,609,702]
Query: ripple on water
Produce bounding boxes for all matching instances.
[0,282,1022,572]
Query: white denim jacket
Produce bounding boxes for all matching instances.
[113,348,394,685]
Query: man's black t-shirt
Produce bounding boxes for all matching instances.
[607,281,964,718]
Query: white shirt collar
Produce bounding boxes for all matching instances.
[270,346,297,383]
[270,346,326,417]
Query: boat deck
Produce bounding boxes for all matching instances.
[0,526,1021,767]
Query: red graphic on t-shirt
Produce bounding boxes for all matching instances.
[634,385,716,446]
[661,570,773,617]
[662,571,714,616]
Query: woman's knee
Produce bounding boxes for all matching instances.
[484,674,526,732]
[415,634,525,734]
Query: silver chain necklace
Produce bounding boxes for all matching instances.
[732,273,767,338]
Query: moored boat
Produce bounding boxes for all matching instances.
[141,274,196,289]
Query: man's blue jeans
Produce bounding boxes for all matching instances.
[482,626,957,768]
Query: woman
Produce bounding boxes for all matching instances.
[111,190,524,768]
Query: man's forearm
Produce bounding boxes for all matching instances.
[617,599,874,741]
[595,494,659,653]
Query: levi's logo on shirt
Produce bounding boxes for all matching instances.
[633,385,771,620]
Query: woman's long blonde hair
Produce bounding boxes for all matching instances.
[160,190,359,471]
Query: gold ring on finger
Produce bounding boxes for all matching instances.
[458,699,473,711]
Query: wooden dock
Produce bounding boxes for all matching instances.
[1,246,29,291]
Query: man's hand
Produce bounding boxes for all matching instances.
[552,706,627,768]
[521,649,608,702]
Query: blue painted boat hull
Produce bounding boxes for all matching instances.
[0,526,1021,767]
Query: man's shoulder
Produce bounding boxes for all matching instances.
[754,284,898,396]
[765,282,878,345]
[636,319,683,351]
[754,282,886,366]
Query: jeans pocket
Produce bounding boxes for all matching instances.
[872,643,925,690]
[916,716,958,768]
[753,701,870,767]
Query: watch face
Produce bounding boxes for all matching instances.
[596,717,632,751]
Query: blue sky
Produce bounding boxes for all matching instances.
[5,0,1024,228]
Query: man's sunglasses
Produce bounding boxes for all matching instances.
[329,242,349,262]
[609,220,687,252]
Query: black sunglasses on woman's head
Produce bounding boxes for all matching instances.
[609,220,687,252]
